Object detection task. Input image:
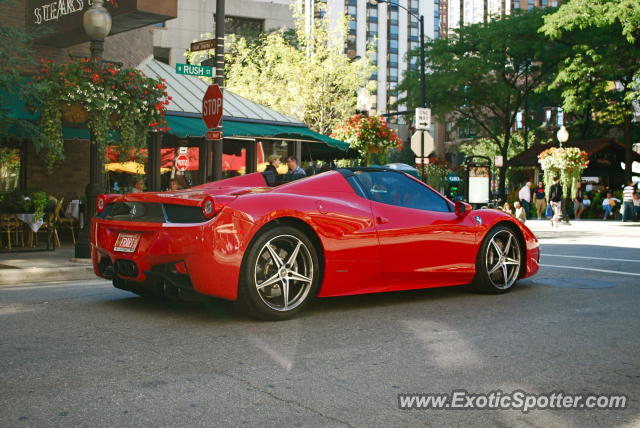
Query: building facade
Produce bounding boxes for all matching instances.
[337,0,440,118]
[153,0,296,66]
[446,0,560,32]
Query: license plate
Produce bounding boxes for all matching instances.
[114,233,141,253]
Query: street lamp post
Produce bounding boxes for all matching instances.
[75,0,112,258]
[556,125,570,223]
[556,125,569,149]
[376,0,426,109]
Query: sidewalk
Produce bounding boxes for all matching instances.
[0,246,95,286]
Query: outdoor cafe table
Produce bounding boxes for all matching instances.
[15,213,52,250]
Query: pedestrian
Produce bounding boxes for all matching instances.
[284,156,306,182]
[514,201,526,223]
[167,179,180,191]
[265,154,281,175]
[518,181,532,220]
[633,191,640,221]
[549,176,563,227]
[131,178,144,193]
[622,180,635,222]
[602,192,620,220]
[533,181,546,220]
[573,183,585,220]
[501,201,513,215]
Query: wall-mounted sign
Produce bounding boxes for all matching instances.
[27,0,177,47]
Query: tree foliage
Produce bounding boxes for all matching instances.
[540,0,640,181]
[398,9,565,197]
[0,0,47,150]
[188,5,374,135]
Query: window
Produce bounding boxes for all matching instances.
[153,47,170,65]
[217,15,264,37]
[353,171,452,212]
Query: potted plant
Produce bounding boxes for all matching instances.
[331,114,402,165]
[538,147,589,199]
[26,58,171,170]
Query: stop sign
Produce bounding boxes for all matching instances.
[175,154,189,172]
[202,85,223,129]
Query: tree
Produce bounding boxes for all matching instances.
[540,0,640,182]
[189,5,374,135]
[397,9,565,198]
[0,0,47,151]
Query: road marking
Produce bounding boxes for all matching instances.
[543,254,640,263]
[540,264,640,277]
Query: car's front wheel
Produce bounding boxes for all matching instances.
[472,225,523,293]
[238,226,321,320]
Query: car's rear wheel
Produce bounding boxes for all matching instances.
[472,225,522,293]
[238,226,321,320]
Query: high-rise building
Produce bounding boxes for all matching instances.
[446,0,560,32]
[333,0,440,120]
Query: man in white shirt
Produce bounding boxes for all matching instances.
[622,180,636,222]
[518,182,532,220]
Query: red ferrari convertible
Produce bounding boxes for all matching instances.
[92,168,539,319]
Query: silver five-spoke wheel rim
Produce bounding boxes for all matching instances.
[254,235,314,312]
[485,230,521,290]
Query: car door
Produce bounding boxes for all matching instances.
[353,170,478,286]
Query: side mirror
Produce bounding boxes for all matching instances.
[455,201,472,216]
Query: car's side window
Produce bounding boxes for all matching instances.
[354,171,451,212]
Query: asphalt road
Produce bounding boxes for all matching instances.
[1,221,639,427]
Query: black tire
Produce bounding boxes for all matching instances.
[471,225,523,294]
[237,225,321,320]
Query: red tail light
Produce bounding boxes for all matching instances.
[174,261,188,275]
[96,194,107,214]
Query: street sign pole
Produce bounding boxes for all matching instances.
[211,0,225,181]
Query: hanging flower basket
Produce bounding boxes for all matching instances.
[331,114,402,165]
[538,146,589,199]
[61,103,88,123]
[27,58,171,170]
[368,145,380,154]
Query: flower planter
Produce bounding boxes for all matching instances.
[61,103,88,124]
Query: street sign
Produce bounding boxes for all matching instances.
[175,63,213,77]
[206,130,222,140]
[410,130,434,159]
[190,39,216,52]
[415,107,431,130]
[494,155,503,167]
[178,146,188,155]
[202,85,223,129]
[175,154,189,172]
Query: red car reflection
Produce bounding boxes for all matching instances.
[92,168,539,320]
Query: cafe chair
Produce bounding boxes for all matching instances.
[38,197,64,248]
[58,204,78,245]
[0,214,24,249]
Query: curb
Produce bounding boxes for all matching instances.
[0,266,96,286]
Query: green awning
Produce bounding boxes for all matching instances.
[165,115,350,151]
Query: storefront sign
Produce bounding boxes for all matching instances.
[27,0,177,47]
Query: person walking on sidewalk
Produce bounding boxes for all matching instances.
[549,177,563,227]
[519,182,532,220]
[533,181,547,220]
[622,180,636,222]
